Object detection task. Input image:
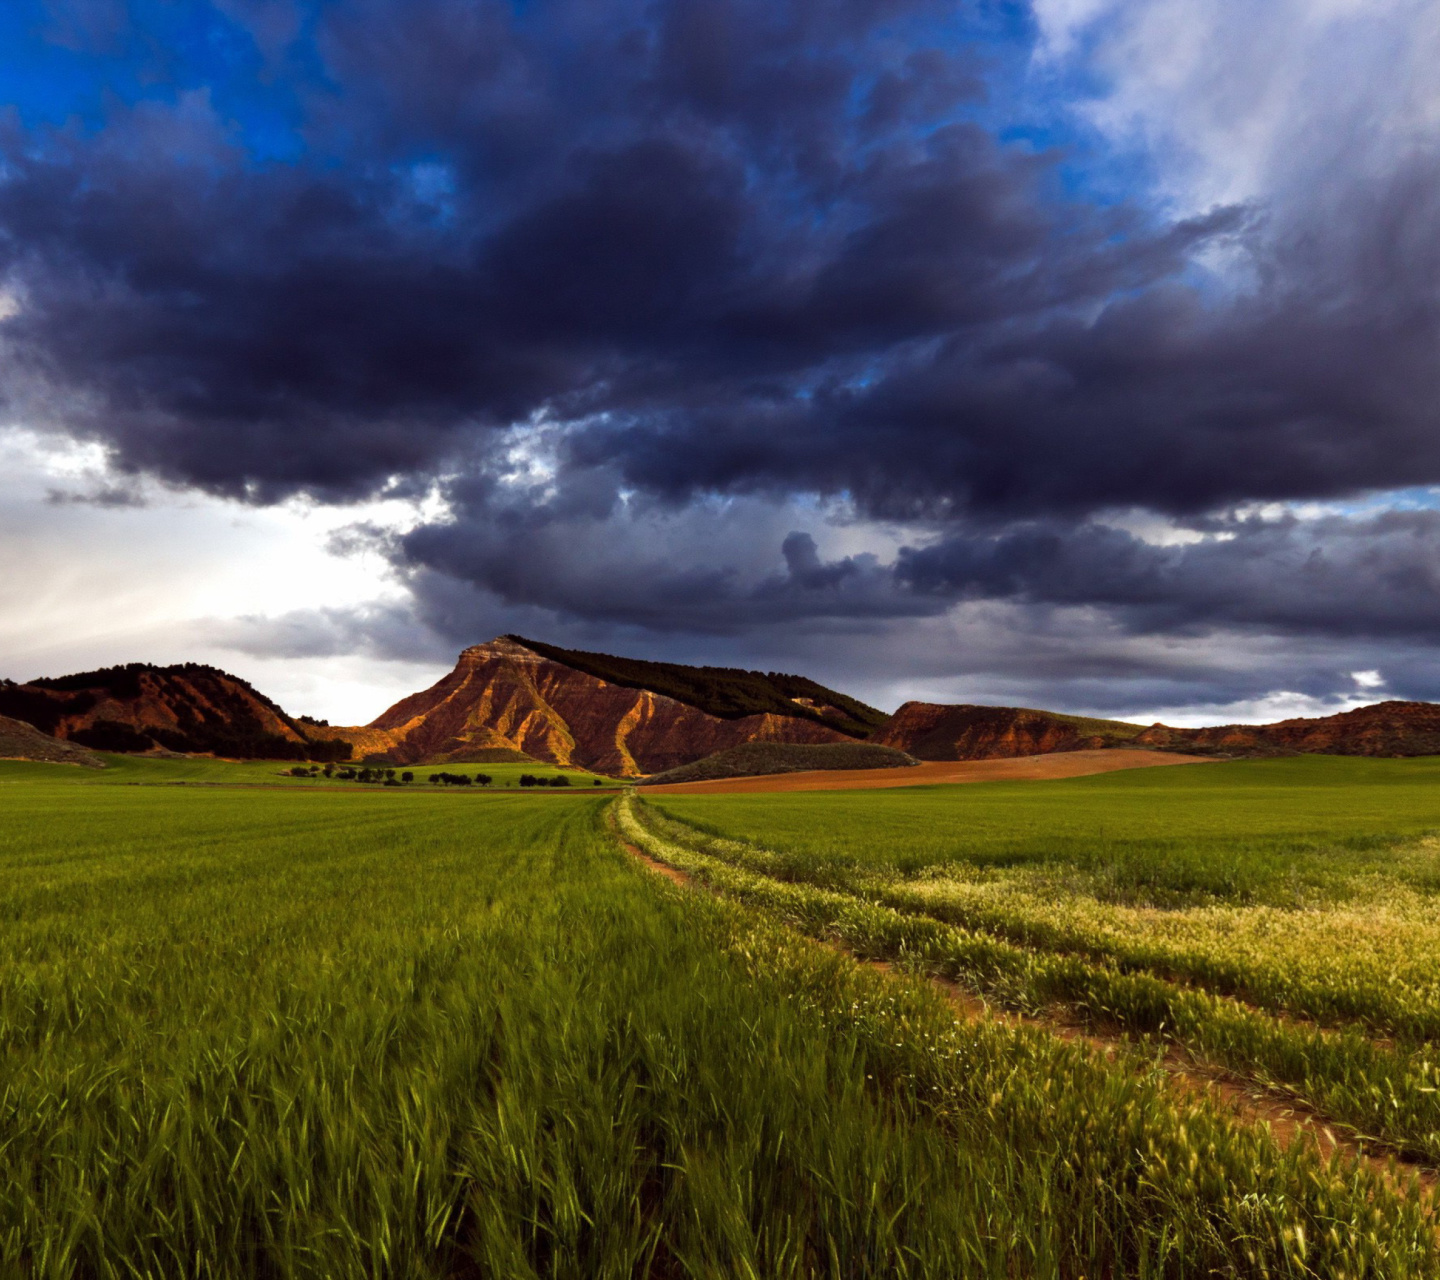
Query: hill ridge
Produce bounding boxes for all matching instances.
[501,635,887,737]
[349,636,877,775]
[0,664,353,761]
[875,697,1440,762]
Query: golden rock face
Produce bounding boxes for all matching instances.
[357,637,852,776]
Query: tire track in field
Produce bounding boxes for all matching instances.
[607,806,1440,1206]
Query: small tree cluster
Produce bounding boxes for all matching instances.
[519,774,571,787]
[332,767,409,784]
[427,772,492,787]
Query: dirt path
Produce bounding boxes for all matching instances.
[612,813,1438,1203]
[641,747,1213,794]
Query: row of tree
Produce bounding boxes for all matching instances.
[285,765,603,787]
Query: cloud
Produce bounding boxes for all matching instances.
[895,508,1440,639]
[2,0,1440,722]
[0,0,1232,514]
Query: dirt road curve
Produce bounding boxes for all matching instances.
[642,748,1213,794]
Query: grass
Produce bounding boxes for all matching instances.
[0,762,1434,1273]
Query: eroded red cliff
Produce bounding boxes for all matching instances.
[1134,701,1440,757]
[875,698,1440,761]
[0,663,347,759]
[355,637,856,775]
[871,703,1145,761]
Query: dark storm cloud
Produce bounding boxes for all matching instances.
[386,468,1440,647]
[6,0,1440,700]
[381,467,934,635]
[897,508,1440,639]
[0,0,1239,509]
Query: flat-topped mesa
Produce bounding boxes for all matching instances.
[458,637,544,664]
[353,635,887,775]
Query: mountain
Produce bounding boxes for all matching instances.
[344,636,885,775]
[875,698,1440,761]
[0,664,353,761]
[10,643,1439,771]
[0,713,106,768]
[1133,701,1440,758]
[871,703,1149,761]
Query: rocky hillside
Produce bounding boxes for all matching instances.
[1135,701,1440,758]
[348,636,883,775]
[875,698,1440,761]
[0,664,353,760]
[0,714,106,767]
[872,703,1148,761]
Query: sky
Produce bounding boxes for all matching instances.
[2,0,1440,726]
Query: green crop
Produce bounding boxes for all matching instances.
[0,765,1433,1274]
[650,755,1440,896]
[646,758,1440,1039]
[636,757,1440,1169]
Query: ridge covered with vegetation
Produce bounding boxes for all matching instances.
[0,663,353,761]
[510,635,887,738]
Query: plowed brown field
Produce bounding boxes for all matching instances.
[642,747,1212,794]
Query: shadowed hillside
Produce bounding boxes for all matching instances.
[1135,701,1440,758]
[872,703,1148,761]
[876,699,1440,761]
[0,713,106,767]
[0,665,352,761]
[638,741,919,786]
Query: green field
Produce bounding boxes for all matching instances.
[1,755,1438,1274]
[635,756,1440,1168]
[651,755,1440,896]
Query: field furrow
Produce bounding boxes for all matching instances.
[624,790,1440,1171]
